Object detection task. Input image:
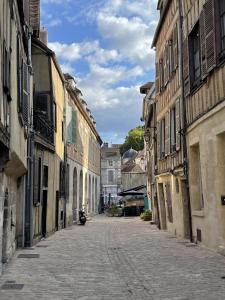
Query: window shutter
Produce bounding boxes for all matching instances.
[176,98,181,151]
[165,111,170,156]
[164,48,168,86]
[72,110,77,144]
[204,0,216,72]
[157,122,160,160]
[173,23,179,70]
[159,58,164,91]
[169,40,173,77]
[183,38,190,96]
[17,36,22,112]
[199,11,207,79]
[155,62,160,95]
[22,61,29,124]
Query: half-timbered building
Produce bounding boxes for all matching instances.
[182,0,225,252]
[152,0,191,238]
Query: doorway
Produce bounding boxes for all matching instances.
[158,183,167,230]
[41,190,48,237]
[55,191,59,231]
[181,180,191,239]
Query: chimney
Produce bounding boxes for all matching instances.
[40,27,48,45]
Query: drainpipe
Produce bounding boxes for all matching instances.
[25,28,34,247]
[177,0,193,242]
[153,101,161,229]
[63,83,67,228]
[24,28,34,247]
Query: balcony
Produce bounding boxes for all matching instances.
[34,114,54,146]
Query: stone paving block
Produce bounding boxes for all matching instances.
[1,216,225,299]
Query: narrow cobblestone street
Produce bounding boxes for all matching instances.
[1,216,225,300]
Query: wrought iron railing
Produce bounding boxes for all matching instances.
[34,114,54,144]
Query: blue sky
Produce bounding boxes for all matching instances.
[41,0,159,144]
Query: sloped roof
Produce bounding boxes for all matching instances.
[121,163,144,173]
[140,82,154,94]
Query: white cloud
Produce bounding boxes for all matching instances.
[44,0,159,141]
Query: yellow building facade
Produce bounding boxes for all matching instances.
[32,39,66,242]
[65,75,102,225]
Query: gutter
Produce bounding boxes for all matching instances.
[177,0,193,243]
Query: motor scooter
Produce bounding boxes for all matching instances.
[79,209,86,225]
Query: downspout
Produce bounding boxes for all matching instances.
[153,101,161,229]
[24,28,34,247]
[63,83,67,228]
[177,0,193,242]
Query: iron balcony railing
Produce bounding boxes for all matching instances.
[34,114,54,144]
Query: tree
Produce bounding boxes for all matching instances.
[120,126,144,155]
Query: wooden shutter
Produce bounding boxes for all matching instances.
[165,111,170,156]
[204,0,216,72]
[176,98,181,151]
[17,35,22,112]
[164,48,168,86]
[199,11,207,79]
[157,122,160,160]
[155,62,160,95]
[173,23,179,70]
[22,61,29,124]
[72,110,77,144]
[183,38,190,96]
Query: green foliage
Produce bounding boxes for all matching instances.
[140,210,152,221]
[106,205,123,217]
[120,126,144,155]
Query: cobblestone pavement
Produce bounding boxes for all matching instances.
[1,216,225,300]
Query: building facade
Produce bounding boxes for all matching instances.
[101,143,122,205]
[65,74,102,224]
[0,0,40,272]
[152,0,191,239]
[182,0,225,252]
[140,82,160,225]
[31,38,66,242]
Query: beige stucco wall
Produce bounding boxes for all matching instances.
[51,61,65,161]
[187,102,225,252]
[156,173,188,238]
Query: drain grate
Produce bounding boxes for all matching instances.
[1,283,24,290]
[18,254,40,258]
[108,247,121,250]
[36,245,48,248]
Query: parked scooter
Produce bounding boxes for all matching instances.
[79,209,86,225]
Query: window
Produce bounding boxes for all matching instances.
[108,170,114,184]
[220,1,225,52]
[170,106,176,152]
[108,160,113,167]
[160,118,165,158]
[190,23,201,84]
